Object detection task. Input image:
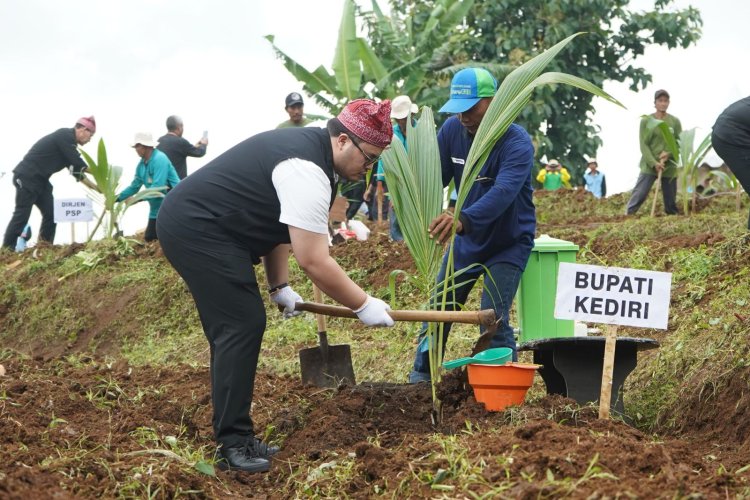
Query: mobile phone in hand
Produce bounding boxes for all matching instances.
[202,130,208,140]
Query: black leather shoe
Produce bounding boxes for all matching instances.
[250,436,280,458]
[215,445,270,473]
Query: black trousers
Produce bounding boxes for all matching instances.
[713,132,750,228]
[626,172,678,215]
[145,218,157,242]
[157,213,266,448]
[2,175,56,249]
[343,180,365,220]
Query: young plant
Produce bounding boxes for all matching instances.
[80,139,166,241]
[676,129,713,214]
[385,32,622,416]
[382,107,450,407]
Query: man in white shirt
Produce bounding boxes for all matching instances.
[156,99,395,474]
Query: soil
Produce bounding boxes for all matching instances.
[1,355,749,498]
[329,228,416,291]
[3,198,750,497]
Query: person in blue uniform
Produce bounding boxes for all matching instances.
[408,68,536,383]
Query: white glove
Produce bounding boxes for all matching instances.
[354,296,394,327]
[270,286,303,319]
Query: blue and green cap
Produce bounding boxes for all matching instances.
[439,68,497,114]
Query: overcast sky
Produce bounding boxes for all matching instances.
[1,0,748,245]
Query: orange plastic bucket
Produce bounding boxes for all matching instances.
[466,362,540,411]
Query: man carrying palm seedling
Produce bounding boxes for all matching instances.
[157,99,395,473]
[408,68,536,383]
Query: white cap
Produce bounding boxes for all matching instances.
[391,95,418,119]
[130,132,158,148]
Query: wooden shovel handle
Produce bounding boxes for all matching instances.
[295,301,496,326]
[312,284,327,333]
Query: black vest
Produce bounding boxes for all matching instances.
[160,127,337,263]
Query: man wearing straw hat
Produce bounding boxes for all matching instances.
[116,132,180,242]
[365,94,419,240]
[2,116,98,250]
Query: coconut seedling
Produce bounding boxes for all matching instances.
[384,33,622,418]
[80,138,167,241]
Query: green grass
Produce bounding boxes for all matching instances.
[2,190,750,439]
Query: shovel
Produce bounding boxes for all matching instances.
[294,302,496,325]
[297,299,497,388]
[298,285,357,388]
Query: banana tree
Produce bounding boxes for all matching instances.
[265,0,373,114]
[676,129,713,214]
[80,139,166,241]
[384,33,623,416]
[266,0,476,112]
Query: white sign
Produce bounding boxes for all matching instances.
[554,262,672,330]
[54,198,94,222]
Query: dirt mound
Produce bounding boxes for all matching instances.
[329,229,416,290]
[2,357,749,498]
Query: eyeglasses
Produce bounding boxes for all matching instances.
[350,137,381,166]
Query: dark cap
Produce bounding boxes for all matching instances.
[285,92,304,107]
[654,89,670,100]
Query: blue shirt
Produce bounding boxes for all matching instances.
[117,149,180,219]
[438,117,536,270]
[584,171,605,198]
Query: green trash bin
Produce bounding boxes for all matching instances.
[517,234,579,343]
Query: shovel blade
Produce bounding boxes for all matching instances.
[299,344,356,388]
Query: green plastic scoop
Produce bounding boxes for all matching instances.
[442,347,513,370]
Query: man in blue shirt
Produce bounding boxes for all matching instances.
[117,132,180,242]
[583,159,606,198]
[409,68,536,383]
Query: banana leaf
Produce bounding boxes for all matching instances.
[264,35,338,97]
[331,0,362,100]
[642,115,680,162]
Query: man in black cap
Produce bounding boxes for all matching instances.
[626,89,682,215]
[276,92,313,128]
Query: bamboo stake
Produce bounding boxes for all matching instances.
[599,325,618,419]
[650,169,663,217]
[376,182,385,226]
